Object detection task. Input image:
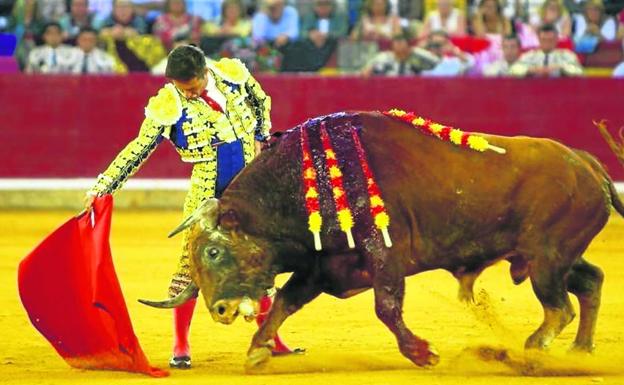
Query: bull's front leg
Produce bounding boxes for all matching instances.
[371,248,440,367]
[246,272,322,371]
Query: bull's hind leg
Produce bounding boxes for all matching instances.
[525,257,576,350]
[370,249,439,366]
[566,258,604,352]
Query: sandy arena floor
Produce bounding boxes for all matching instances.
[1,209,623,385]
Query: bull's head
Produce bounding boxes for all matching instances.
[139,199,277,325]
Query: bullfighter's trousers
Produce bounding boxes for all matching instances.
[168,140,246,297]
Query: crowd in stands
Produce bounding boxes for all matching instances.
[0,0,623,76]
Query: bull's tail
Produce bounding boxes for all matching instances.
[574,149,624,218]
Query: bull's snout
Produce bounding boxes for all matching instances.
[210,297,259,324]
[211,299,240,324]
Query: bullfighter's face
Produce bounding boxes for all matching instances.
[186,206,278,325]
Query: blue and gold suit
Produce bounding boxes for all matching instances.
[88,58,271,296]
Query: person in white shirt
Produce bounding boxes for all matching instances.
[483,34,522,76]
[510,23,583,77]
[26,22,79,74]
[361,31,439,77]
[70,27,116,74]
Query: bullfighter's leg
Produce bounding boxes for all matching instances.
[168,225,198,369]
[566,258,604,352]
[167,169,214,369]
[246,272,323,370]
[525,257,576,350]
[171,298,196,368]
[370,248,439,366]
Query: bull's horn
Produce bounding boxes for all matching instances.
[168,198,219,238]
[138,282,199,308]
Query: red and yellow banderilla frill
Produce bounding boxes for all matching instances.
[320,122,356,249]
[349,124,393,247]
[300,126,323,251]
[384,109,506,154]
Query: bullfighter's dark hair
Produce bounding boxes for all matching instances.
[165,45,206,81]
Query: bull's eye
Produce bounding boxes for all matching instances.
[208,247,220,259]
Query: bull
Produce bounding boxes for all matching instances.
[140,111,624,370]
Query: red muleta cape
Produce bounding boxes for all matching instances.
[17,195,168,377]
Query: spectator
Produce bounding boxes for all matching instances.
[572,0,617,53]
[69,26,115,73]
[361,31,439,76]
[419,0,467,40]
[301,0,348,48]
[99,0,165,72]
[185,0,222,24]
[24,0,67,25]
[26,21,78,73]
[422,29,474,75]
[510,23,582,76]
[278,0,347,71]
[469,0,514,72]
[202,0,251,37]
[483,33,521,75]
[535,0,571,39]
[471,0,512,37]
[152,0,201,49]
[99,0,147,40]
[59,0,96,42]
[251,0,299,48]
[351,0,401,41]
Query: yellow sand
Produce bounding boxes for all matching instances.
[1,210,623,385]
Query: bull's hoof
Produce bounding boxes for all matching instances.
[245,346,272,372]
[402,341,440,367]
[569,342,595,354]
[524,334,548,350]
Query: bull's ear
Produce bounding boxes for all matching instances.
[168,198,219,238]
[219,209,240,231]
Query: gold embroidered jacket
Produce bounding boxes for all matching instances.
[89,58,271,196]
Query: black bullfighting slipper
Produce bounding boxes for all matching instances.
[272,347,306,357]
[169,355,191,369]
